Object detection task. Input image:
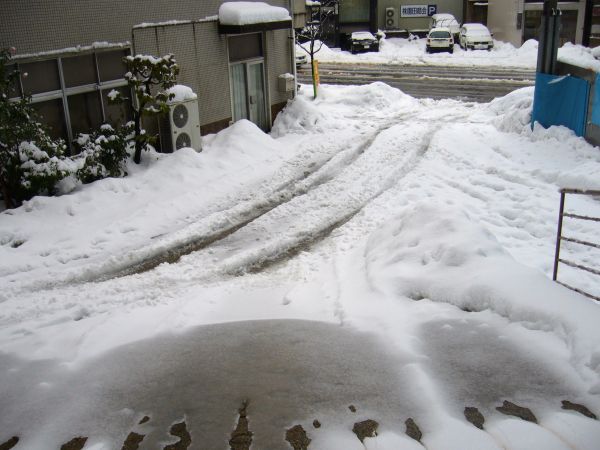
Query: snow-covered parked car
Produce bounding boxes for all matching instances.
[426,27,454,54]
[430,13,460,38]
[459,23,494,51]
[350,31,379,54]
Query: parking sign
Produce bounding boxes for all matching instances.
[428,5,437,16]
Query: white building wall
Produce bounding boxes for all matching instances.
[487,0,523,47]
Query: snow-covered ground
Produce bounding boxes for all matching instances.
[298,37,600,71]
[1,82,600,449]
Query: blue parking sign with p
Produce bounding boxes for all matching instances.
[428,5,437,16]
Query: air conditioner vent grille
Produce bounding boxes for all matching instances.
[173,104,189,128]
[176,132,191,149]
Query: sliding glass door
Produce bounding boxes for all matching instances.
[230,61,268,131]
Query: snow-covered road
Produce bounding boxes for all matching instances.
[2,83,600,449]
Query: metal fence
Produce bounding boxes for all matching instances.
[553,188,600,301]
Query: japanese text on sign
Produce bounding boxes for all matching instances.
[401,5,437,17]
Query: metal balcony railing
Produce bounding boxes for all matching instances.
[553,188,600,301]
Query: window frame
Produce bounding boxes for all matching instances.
[9,45,131,153]
[227,32,270,131]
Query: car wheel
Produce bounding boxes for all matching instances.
[449,47,454,54]
[426,47,430,53]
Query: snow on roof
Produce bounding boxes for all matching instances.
[133,16,218,29]
[218,2,291,26]
[13,41,129,60]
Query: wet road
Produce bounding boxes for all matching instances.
[296,62,535,102]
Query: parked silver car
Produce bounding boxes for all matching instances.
[426,27,454,54]
[459,23,494,51]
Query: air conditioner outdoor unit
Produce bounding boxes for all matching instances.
[165,87,201,152]
[385,7,398,29]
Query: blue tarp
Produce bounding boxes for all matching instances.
[531,72,589,137]
[591,74,600,127]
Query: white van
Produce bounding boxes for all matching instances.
[429,13,460,38]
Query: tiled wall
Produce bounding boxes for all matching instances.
[0,0,288,55]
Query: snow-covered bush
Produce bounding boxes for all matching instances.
[108,53,179,164]
[74,123,133,184]
[0,48,70,209]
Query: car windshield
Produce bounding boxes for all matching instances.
[430,31,450,38]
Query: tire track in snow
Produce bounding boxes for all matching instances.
[97,111,420,281]
[152,121,435,282]
[3,116,401,296]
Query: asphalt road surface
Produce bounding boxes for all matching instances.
[296,62,535,102]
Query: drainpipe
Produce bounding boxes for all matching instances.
[537,0,561,75]
[289,0,297,98]
[583,0,593,47]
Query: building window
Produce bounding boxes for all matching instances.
[31,99,67,142]
[228,33,263,62]
[590,2,600,48]
[9,47,131,153]
[20,59,61,94]
[523,9,579,45]
[339,0,370,23]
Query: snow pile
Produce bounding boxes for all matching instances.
[0,120,288,289]
[365,202,600,383]
[271,95,330,135]
[218,2,291,25]
[558,42,600,72]
[487,86,534,134]
[205,119,281,161]
[272,81,418,136]
[166,84,197,103]
[298,37,540,67]
[299,37,600,70]
[556,161,600,191]
[319,80,415,109]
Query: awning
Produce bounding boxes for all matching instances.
[218,1,293,34]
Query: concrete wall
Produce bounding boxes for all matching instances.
[487,0,522,46]
[266,29,294,108]
[132,21,233,129]
[378,0,463,32]
[0,0,289,55]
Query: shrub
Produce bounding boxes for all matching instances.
[74,123,133,184]
[0,48,70,209]
[109,53,179,164]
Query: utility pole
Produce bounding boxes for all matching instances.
[536,0,562,74]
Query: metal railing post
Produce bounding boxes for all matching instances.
[553,190,565,281]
